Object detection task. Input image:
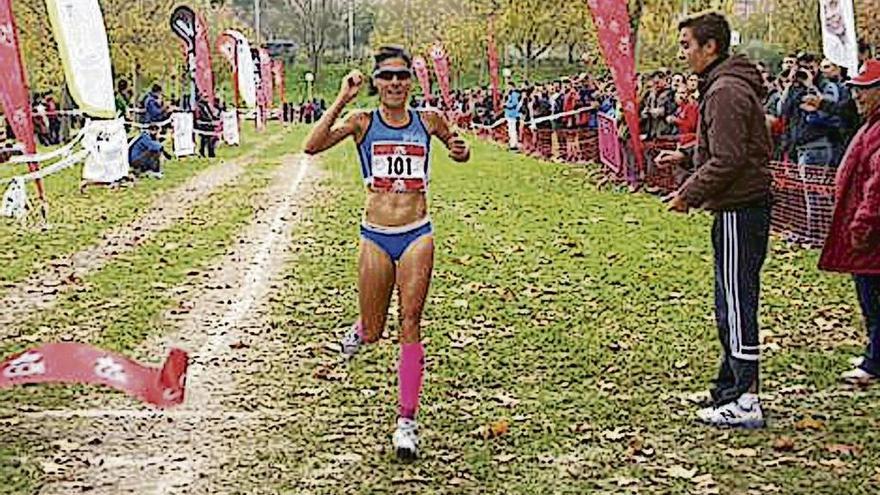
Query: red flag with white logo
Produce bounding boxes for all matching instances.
[0,0,43,198]
[586,0,644,174]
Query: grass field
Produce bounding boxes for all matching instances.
[1,126,878,494]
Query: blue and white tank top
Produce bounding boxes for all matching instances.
[357,109,431,193]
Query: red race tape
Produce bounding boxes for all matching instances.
[0,343,188,408]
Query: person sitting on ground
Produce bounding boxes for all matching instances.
[129,125,171,179]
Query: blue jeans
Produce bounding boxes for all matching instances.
[855,275,880,376]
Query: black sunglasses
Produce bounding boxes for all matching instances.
[373,69,412,81]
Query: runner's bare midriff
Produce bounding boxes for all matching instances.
[365,190,428,227]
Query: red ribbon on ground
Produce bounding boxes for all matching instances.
[0,343,188,408]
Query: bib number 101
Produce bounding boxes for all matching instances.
[386,156,413,176]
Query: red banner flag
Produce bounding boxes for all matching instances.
[194,12,215,108]
[430,43,453,111]
[216,33,239,109]
[0,343,188,408]
[0,0,43,198]
[259,49,273,110]
[586,0,644,174]
[271,59,285,105]
[487,17,501,114]
[412,56,432,103]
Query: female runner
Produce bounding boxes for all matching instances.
[304,45,470,460]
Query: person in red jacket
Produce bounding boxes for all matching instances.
[667,87,699,147]
[819,59,880,383]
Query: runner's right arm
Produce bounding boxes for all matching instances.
[304,71,366,154]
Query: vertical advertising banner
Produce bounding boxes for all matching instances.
[586,0,644,174]
[820,0,858,73]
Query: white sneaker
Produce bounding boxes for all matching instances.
[841,367,878,384]
[393,417,419,461]
[145,171,164,179]
[340,321,363,357]
[696,393,764,429]
[849,356,865,368]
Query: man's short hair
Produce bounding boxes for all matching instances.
[151,84,162,93]
[797,52,816,64]
[677,11,731,57]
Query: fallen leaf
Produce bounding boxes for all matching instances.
[825,444,861,457]
[667,465,697,479]
[614,477,639,487]
[819,458,848,470]
[773,437,796,452]
[392,475,431,484]
[727,448,758,458]
[494,393,520,408]
[794,418,825,431]
[479,419,509,440]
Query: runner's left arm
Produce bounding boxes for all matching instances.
[423,111,470,163]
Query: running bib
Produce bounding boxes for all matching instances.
[370,142,427,192]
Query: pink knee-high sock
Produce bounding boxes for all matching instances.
[398,342,425,420]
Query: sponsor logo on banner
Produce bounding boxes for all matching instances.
[82,118,130,183]
[2,351,46,379]
[222,110,240,145]
[173,112,196,157]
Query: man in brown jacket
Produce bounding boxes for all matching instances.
[657,12,772,428]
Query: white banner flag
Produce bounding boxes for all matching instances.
[173,112,195,158]
[82,119,129,183]
[223,30,257,108]
[221,110,240,145]
[45,0,115,118]
[820,0,858,73]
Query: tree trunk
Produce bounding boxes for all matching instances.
[568,43,575,65]
[525,40,532,81]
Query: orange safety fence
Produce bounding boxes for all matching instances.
[768,160,836,247]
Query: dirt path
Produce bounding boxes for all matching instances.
[15,153,320,494]
[0,132,288,341]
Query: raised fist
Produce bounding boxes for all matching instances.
[338,70,365,104]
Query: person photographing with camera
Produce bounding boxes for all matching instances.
[779,57,845,167]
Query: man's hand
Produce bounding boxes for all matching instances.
[448,132,470,162]
[663,192,689,213]
[337,70,365,105]
[655,149,686,167]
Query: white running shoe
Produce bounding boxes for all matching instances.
[393,417,419,461]
[696,393,765,429]
[849,356,865,368]
[841,367,878,384]
[341,321,363,357]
